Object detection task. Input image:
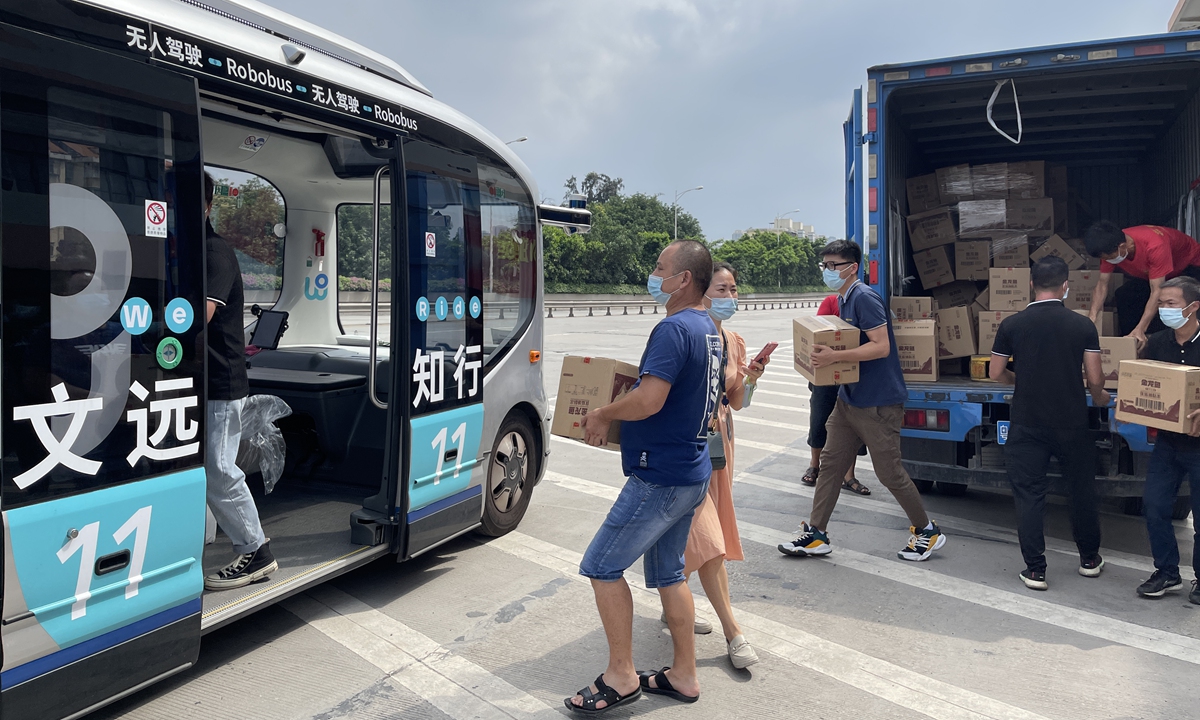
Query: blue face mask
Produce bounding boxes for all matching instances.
[707,296,737,321]
[823,267,848,291]
[647,271,682,305]
[1160,306,1191,329]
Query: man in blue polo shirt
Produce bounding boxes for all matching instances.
[779,239,946,561]
[566,240,721,713]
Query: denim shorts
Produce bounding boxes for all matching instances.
[579,474,710,588]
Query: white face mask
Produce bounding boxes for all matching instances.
[1109,248,1128,264]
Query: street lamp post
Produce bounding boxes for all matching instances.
[674,186,703,240]
[504,136,528,145]
[775,209,801,289]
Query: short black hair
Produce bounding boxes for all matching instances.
[204,171,215,207]
[669,240,712,298]
[1083,220,1125,258]
[712,261,738,284]
[1031,256,1069,290]
[821,239,862,266]
[1162,276,1200,305]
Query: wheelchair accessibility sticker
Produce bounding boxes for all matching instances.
[997,421,1010,445]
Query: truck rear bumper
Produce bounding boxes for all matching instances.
[901,460,1147,496]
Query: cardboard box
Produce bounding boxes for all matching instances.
[1115,360,1200,433]
[1094,336,1137,390]
[958,199,1007,236]
[936,306,976,360]
[955,240,991,281]
[1007,198,1055,237]
[793,316,861,386]
[906,174,942,213]
[1065,270,1102,312]
[992,235,1030,268]
[969,297,988,327]
[1047,164,1068,199]
[1030,234,1086,270]
[1007,160,1046,199]
[931,280,981,309]
[907,207,957,251]
[989,268,1031,311]
[895,320,939,383]
[977,311,1018,355]
[1074,309,1116,336]
[551,356,640,446]
[891,296,934,321]
[972,163,1008,199]
[914,245,955,289]
[936,164,974,204]
[1064,236,1101,270]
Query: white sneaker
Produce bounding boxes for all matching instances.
[660,611,713,634]
[727,634,759,669]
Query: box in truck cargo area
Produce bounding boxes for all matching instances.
[955,240,991,281]
[1095,337,1137,390]
[914,245,955,288]
[977,311,1017,355]
[906,174,942,213]
[906,207,956,251]
[1030,234,1086,270]
[989,268,1030,311]
[930,280,980,309]
[891,296,934,320]
[895,320,938,383]
[935,306,975,359]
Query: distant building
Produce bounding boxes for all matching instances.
[731,218,818,241]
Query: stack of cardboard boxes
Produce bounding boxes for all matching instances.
[896,160,1131,386]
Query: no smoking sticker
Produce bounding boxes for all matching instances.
[425,231,436,258]
[145,199,168,238]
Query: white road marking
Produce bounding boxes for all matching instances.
[757,376,810,389]
[282,586,558,720]
[730,414,810,433]
[488,521,1052,720]
[543,471,1200,667]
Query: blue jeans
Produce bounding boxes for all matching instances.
[579,475,710,588]
[207,398,266,555]
[1144,435,1200,579]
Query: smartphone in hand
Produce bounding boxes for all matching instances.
[752,342,779,366]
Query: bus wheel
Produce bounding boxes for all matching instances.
[479,416,536,537]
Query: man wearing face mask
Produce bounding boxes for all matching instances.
[778,240,946,562]
[567,240,721,712]
[1084,221,1200,348]
[1134,276,1200,604]
[990,256,1109,591]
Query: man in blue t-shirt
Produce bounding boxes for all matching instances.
[566,240,720,713]
[778,240,946,562]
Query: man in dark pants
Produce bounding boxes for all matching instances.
[991,256,1110,590]
[1134,276,1200,604]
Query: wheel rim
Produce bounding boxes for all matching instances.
[489,431,527,514]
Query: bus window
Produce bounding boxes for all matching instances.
[204,167,286,308]
[479,162,537,362]
[336,203,392,340]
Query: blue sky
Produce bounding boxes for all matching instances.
[270,1,1175,241]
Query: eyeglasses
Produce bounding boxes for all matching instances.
[820,261,856,271]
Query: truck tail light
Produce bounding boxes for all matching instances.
[903,409,949,431]
[1146,428,1158,445]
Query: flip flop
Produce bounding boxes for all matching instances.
[637,667,699,703]
[564,674,641,714]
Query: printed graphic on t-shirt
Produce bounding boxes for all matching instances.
[698,333,722,440]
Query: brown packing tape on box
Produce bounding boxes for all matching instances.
[1115,359,1200,433]
[895,320,938,383]
[906,174,942,213]
[793,315,861,386]
[551,356,640,447]
[906,207,957,251]
[914,245,955,289]
[936,306,976,360]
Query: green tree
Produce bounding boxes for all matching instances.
[209,176,284,275]
[563,172,625,205]
[336,204,393,289]
[712,230,825,290]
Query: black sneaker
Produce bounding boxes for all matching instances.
[1135,569,1183,598]
[1020,569,1048,591]
[1078,555,1105,578]
[205,541,278,590]
[1190,580,1200,606]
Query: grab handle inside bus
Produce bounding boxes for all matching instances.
[369,164,389,410]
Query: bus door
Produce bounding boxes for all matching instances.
[0,23,206,720]
[400,139,486,557]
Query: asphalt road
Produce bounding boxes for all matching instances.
[99,306,1199,720]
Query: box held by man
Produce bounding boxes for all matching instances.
[1115,359,1200,433]
[552,356,640,447]
[793,316,861,386]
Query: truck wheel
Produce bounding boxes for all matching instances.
[1123,496,1192,520]
[478,415,537,537]
[936,482,967,497]
[913,479,934,493]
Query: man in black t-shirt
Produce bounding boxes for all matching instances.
[202,172,277,591]
[1134,276,1200,605]
[990,256,1110,591]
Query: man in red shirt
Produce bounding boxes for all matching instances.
[1085,221,1200,347]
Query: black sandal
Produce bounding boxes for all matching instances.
[565,674,641,714]
[801,467,818,487]
[842,477,871,496]
[637,667,699,704]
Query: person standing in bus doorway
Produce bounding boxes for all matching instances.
[669,261,768,670]
[1084,221,1200,348]
[566,240,720,713]
[1134,276,1200,604]
[801,292,871,496]
[202,171,277,590]
[990,256,1109,591]
[778,240,947,561]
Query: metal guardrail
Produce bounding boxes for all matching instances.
[543,296,822,318]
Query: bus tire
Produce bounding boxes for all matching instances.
[478,415,537,537]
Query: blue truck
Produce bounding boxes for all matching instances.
[845,25,1200,518]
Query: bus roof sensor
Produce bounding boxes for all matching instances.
[281,43,306,65]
